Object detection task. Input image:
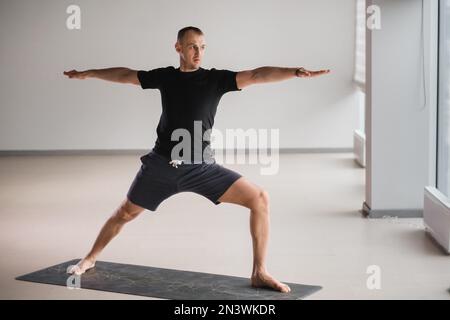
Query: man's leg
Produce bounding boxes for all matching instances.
[68,198,145,275]
[217,177,291,293]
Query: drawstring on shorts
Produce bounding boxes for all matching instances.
[169,160,184,168]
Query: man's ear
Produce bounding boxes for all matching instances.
[175,41,181,53]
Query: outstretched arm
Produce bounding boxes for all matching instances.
[63,67,139,85]
[236,67,330,90]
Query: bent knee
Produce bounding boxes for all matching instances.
[249,189,270,211]
[114,199,145,222]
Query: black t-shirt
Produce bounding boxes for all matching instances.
[137,66,241,163]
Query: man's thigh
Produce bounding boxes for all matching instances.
[217,176,263,208]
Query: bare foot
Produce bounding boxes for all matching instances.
[67,257,96,275]
[251,271,291,293]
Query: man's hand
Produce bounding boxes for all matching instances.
[295,67,331,78]
[63,69,90,79]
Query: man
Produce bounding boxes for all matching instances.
[64,26,330,293]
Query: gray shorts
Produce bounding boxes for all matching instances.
[127,150,243,211]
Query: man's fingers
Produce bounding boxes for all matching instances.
[311,69,329,74]
[63,70,82,79]
[297,68,311,77]
[297,68,331,77]
[308,69,331,77]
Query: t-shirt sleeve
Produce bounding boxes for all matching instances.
[215,69,242,94]
[137,67,166,89]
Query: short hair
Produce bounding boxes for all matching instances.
[177,26,203,43]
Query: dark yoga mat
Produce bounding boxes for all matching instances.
[16,259,322,300]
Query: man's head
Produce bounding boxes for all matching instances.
[175,26,205,70]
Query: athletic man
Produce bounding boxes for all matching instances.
[64,26,330,293]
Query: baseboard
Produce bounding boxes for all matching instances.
[361,201,423,218]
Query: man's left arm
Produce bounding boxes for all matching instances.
[236,67,331,90]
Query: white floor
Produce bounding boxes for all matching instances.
[1,152,449,300]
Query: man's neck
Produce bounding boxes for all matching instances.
[179,63,200,72]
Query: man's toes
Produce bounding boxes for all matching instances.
[67,264,81,275]
[67,259,95,275]
[74,267,83,276]
[275,282,289,293]
[251,273,291,293]
[280,284,291,293]
[267,278,288,293]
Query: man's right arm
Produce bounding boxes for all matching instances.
[63,67,140,85]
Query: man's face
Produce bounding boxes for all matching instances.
[175,31,206,69]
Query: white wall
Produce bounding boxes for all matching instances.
[0,0,359,151]
[366,0,436,212]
